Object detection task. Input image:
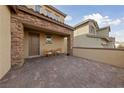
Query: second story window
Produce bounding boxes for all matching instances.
[46,10,52,18]
[45,10,62,23]
[54,15,61,22]
[90,26,96,34]
[57,16,61,22]
[35,5,41,13]
[48,12,52,18]
[51,14,55,19]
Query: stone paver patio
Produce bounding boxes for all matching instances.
[0,55,124,88]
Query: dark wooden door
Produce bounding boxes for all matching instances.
[29,32,40,56]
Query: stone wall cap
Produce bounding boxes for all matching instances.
[73,47,124,51]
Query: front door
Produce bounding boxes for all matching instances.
[29,32,40,56]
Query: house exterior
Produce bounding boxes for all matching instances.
[0,5,73,79]
[74,19,115,48]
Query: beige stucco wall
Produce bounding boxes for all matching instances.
[97,29,109,37]
[73,48,124,68]
[74,34,105,48]
[74,23,114,48]
[40,33,65,56]
[0,6,11,79]
[74,24,89,37]
[74,23,104,48]
[24,30,66,58]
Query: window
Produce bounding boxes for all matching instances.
[46,10,52,18]
[101,42,108,48]
[35,5,41,13]
[54,15,61,22]
[43,10,47,16]
[90,26,96,34]
[56,16,60,21]
[48,12,52,17]
[51,14,55,19]
[54,15,57,20]
[46,35,52,44]
[45,10,61,22]
[57,17,61,22]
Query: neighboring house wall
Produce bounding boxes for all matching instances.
[97,28,109,37]
[0,6,11,79]
[24,30,66,58]
[74,24,89,37]
[74,34,105,48]
[74,23,104,48]
[74,20,115,48]
[107,41,115,48]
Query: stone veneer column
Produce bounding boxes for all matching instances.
[11,18,24,67]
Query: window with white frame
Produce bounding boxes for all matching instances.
[46,35,52,44]
[35,5,41,13]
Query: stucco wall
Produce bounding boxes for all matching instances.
[74,34,105,48]
[24,30,66,58]
[73,47,124,68]
[74,23,114,48]
[74,24,89,37]
[97,29,109,37]
[0,6,11,79]
[40,33,65,56]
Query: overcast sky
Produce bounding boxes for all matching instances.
[54,5,124,42]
